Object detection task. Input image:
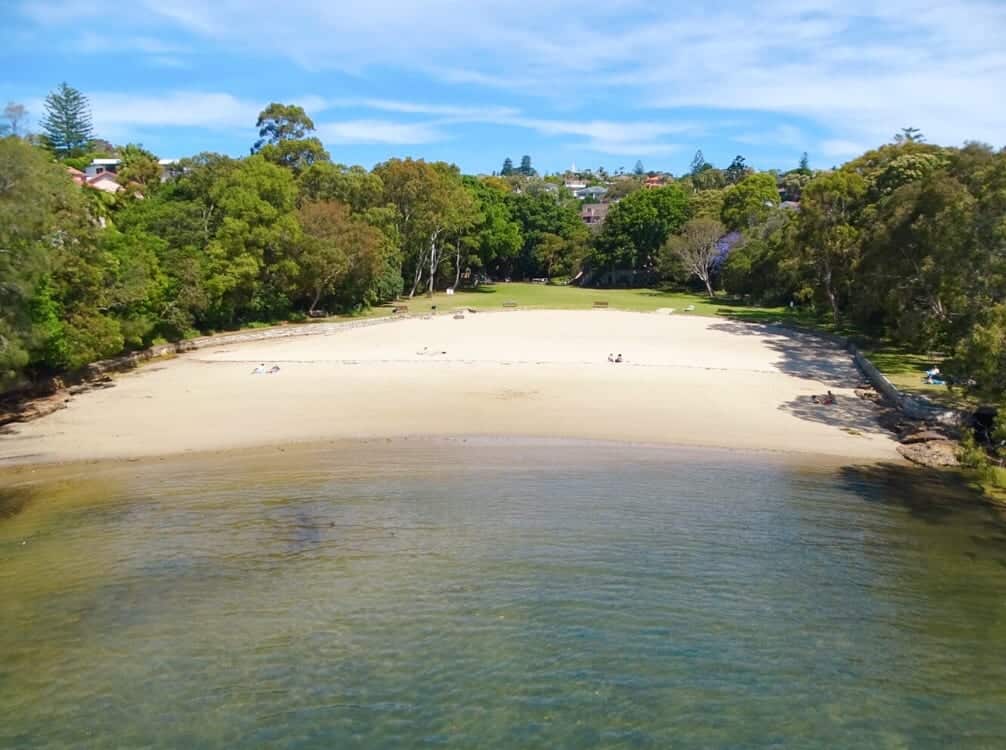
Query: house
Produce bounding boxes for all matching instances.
[86,172,122,194]
[564,178,587,192]
[66,167,87,186]
[581,203,610,226]
[643,175,667,189]
[574,185,608,201]
[84,158,120,180]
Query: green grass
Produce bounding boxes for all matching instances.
[855,341,974,409]
[391,282,795,319]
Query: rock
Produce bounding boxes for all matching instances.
[898,440,959,468]
[900,429,952,444]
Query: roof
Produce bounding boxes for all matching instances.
[158,159,177,166]
[91,158,121,166]
[87,172,119,184]
[66,166,85,176]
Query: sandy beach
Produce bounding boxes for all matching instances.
[0,310,899,464]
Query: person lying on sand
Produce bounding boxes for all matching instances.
[812,391,836,405]
[269,366,281,374]
[251,364,267,374]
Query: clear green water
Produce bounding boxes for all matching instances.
[2,441,1006,749]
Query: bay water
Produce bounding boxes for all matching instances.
[2,440,1005,748]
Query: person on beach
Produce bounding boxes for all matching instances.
[269,366,281,374]
[615,354,623,363]
[251,364,267,374]
[608,353,615,363]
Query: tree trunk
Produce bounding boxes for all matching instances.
[703,276,714,297]
[427,229,442,296]
[408,261,423,298]
[453,238,462,291]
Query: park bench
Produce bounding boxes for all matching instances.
[307,310,328,318]
[503,301,518,309]
[392,305,409,314]
[592,300,609,308]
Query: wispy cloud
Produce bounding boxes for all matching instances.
[315,119,446,145]
[17,0,1006,161]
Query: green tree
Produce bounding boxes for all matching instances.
[299,162,384,212]
[501,157,514,176]
[633,160,645,176]
[721,172,780,230]
[519,155,535,176]
[725,155,751,185]
[798,152,810,174]
[117,143,162,195]
[661,217,725,296]
[252,103,329,172]
[591,185,689,274]
[40,83,94,157]
[797,171,867,322]
[894,127,925,144]
[690,149,710,176]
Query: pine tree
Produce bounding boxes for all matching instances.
[501,157,514,176]
[519,155,533,176]
[799,152,810,173]
[633,160,645,176]
[40,83,94,157]
[689,149,707,176]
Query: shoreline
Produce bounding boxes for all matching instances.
[0,310,901,467]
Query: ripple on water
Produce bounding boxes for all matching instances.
[1,441,1005,749]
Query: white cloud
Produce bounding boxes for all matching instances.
[86,92,261,137]
[315,119,446,145]
[19,0,1006,153]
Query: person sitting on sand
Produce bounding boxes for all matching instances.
[812,391,836,405]
[269,365,281,374]
[615,354,623,363]
[608,353,615,363]
[251,364,267,375]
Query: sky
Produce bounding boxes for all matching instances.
[3,0,1005,175]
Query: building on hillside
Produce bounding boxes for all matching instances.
[85,158,120,180]
[564,177,587,192]
[574,185,608,201]
[66,167,87,186]
[581,202,610,226]
[643,175,667,189]
[86,172,122,194]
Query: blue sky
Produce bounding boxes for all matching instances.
[3,0,1005,175]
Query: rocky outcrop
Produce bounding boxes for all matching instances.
[897,440,959,468]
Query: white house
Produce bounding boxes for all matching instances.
[84,158,120,180]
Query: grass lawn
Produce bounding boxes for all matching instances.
[386,282,796,320]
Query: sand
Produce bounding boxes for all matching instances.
[0,310,899,464]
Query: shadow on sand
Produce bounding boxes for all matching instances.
[780,393,891,436]
[709,319,862,388]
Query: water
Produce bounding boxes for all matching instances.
[2,440,1006,748]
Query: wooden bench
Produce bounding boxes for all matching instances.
[392,305,409,314]
[502,301,518,309]
[592,301,609,308]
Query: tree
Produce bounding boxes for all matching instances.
[895,127,925,144]
[725,155,751,185]
[633,160,645,176]
[252,103,329,172]
[690,150,710,176]
[798,152,810,174]
[662,217,725,297]
[591,185,689,274]
[299,162,384,212]
[117,143,162,194]
[40,83,94,157]
[692,168,727,191]
[519,155,535,176]
[295,201,389,313]
[2,102,27,137]
[721,172,780,230]
[501,157,514,176]
[798,171,867,322]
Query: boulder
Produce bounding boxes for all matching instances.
[898,440,959,468]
